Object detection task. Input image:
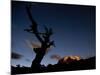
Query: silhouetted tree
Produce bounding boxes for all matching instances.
[24,6,55,69]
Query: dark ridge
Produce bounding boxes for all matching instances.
[11,56,96,75]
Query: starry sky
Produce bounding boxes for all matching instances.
[11,1,96,67]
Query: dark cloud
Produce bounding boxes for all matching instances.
[25,59,30,62]
[51,55,61,60]
[11,52,23,60]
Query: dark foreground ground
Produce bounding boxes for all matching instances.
[11,56,96,75]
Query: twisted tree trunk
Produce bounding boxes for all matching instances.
[31,48,45,68]
[25,6,55,70]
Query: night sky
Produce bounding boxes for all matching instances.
[11,1,96,67]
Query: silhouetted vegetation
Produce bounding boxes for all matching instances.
[11,56,96,74]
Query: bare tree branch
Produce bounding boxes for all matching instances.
[25,6,43,43]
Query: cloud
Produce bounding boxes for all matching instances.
[25,40,53,53]
[25,40,41,49]
[25,58,30,62]
[51,55,61,60]
[11,52,23,60]
[45,46,54,54]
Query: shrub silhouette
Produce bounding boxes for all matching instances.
[11,56,96,74]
